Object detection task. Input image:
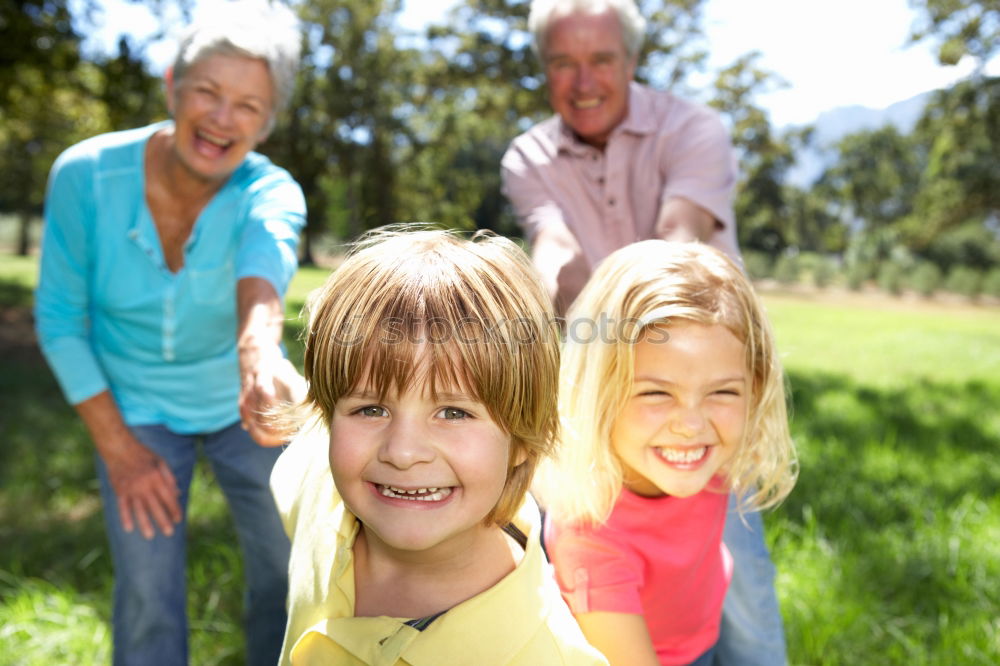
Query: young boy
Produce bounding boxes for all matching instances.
[270,228,607,665]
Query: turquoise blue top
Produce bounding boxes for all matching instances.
[35,122,306,434]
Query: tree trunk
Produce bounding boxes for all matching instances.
[17,210,32,256]
[299,227,316,267]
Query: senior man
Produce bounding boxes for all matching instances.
[502,1,787,664]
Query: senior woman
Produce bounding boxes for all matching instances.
[34,2,304,664]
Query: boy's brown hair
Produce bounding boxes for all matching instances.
[301,227,560,526]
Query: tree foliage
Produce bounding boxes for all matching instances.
[909,0,1000,67]
[3,0,997,277]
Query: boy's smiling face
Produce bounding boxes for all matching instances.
[328,369,518,558]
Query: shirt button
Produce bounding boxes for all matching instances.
[608,198,616,206]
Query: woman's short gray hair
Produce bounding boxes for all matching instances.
[171,0,301,126]
[528,0,647,59]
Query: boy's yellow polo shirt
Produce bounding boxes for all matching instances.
[271,425,607,666]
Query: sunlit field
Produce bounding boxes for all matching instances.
[2,257,998,665]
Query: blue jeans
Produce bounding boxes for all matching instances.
[714,495,787,666]
[690,643,717,666]
[96,421,290,666]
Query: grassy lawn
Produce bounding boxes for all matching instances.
[2,256,998,665]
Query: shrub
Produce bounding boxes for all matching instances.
[743,251,773,280]
[945,266,983,298]
[878,262,905,296]
[812,257,837,288]
[845,259,875,291]
[774,254,800,285]
[982,268,1000,298]
[909,261,943,297]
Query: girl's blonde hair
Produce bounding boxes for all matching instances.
[301,226,560,527]
[536,240,797,525]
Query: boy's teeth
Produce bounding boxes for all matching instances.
[657,446,708,463]
[379,485,451,502]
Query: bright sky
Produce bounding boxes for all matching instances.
[697,0,999,126]
[81,0,999,127]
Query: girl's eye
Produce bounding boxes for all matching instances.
[239,102,262,115]
[439,407,469,420]
[714,389,742,397]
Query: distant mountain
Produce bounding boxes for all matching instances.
[784,90,933,186]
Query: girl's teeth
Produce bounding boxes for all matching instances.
[657,446,708,463]
[379,485,451,502]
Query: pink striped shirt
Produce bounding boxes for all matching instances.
[502,82,739,312]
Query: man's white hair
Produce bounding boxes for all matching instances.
[528,0,647,59]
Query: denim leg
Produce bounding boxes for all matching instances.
[714,494,788,666]
[96,425,198,666]
[204,422,290,666]
[688,644,717,666]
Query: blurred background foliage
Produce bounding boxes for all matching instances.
[1,0,998,296]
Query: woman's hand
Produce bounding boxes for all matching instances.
[238,343,305,447]
[104,435,183,540]
[76,392,183,540]
[236,277,305,447]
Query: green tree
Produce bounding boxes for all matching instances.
[1,0,90,255]
[95,37,166,132]
[909,0,999,67]
[263,0,425,260]
[818,126,923,257]
[904,76,1000,249]
[709,52,830,257]
[904,1,999,260]
[0,0,166,254]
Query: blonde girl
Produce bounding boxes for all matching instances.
[536,240,797,666]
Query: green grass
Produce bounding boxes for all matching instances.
[762,294,1000,665]
[2,255,999,664]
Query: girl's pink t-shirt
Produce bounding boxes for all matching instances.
[544,487,732,665]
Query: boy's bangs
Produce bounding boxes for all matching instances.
[335,275,509,422]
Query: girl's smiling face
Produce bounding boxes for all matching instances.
[328,372,518,560]
[611,322,748,498]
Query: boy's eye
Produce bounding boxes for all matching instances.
[357,405,387,417]
[438,407,469,420]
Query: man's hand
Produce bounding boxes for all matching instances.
[531,223,590,317]
[654,197,718,243]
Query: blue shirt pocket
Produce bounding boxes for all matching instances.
[187,260,235,305]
